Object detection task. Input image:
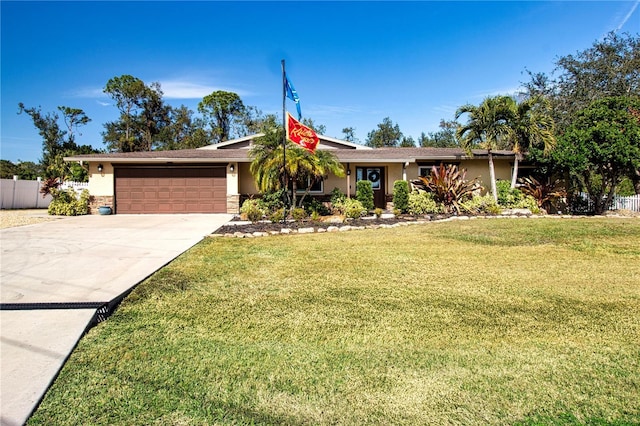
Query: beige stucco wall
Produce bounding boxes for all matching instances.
[227,163,239,195]
[88,162,115,196]
[238,163,259,194]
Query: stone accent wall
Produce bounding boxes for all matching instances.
[89,196,114,215]
[227,194,240,214]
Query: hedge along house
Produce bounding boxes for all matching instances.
[65,134,517,214]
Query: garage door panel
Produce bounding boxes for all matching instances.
[115,167,227,214]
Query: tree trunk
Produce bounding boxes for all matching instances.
[633,169,640,195]
[510,153,520,189]
[488,150,498,202]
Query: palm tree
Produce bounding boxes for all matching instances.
[456,96,514,202]
[508,95,556,188]
[249,127,344,208]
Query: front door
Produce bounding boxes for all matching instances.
[356,167,386,209]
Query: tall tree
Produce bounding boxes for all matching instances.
[103,75,170,152]
[198,91,246,143]
[365,117,402,147]
[553,96,640,214]
[400,136,415,147]
[456,96,514,201]
[301,118,326,135]
[18,103,94,179]
[249,121,343,208]
[524,32,640,193]
[421,120,460,148]
[156,105,208,150]
[342,127,358,143]
[507,96,556,188]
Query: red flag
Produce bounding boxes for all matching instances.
[286,112,319,153]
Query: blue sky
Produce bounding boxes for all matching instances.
[1,1,639,163]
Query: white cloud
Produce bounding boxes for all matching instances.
[96,100,110,107]
[159,80,251,99]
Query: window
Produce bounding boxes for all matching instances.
[418,162,460,177]
[296,176,323,193]
[355,167,382,189]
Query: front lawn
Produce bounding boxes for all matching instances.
[29,218,640,425]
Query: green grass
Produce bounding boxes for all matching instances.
[29,218,640,425]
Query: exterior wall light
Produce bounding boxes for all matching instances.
[97,164,104,172]
[230,164,235,172]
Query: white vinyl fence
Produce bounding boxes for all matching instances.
[610,194,640,211]
[0,177,89,210]
[578,192,640,213]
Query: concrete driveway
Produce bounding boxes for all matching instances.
[0,214,231,426]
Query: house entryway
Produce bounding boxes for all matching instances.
[356,167,386,208]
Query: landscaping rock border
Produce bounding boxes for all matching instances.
[209,210,638,239]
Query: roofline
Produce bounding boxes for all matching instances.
[64,156,251,163]
[197,133,265,150]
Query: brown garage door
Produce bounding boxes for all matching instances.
[115,167,227,214]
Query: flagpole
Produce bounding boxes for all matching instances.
[281,59,289,216]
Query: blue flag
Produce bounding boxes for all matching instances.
[285,75,302,120]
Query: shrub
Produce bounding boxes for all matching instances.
[240,199,264,222]
[459,194,501,215]
[302,197,330,216]
[496,180,524,207]
[408,191,442,215]
[291,207,307,221]
[259,189,285,213]
[269,208,285,223]
[374,207,383,218]
[310,211,321,222]
[393,180,409,213]
[344,199,366,219]
[393,208,401,218]
[330,187,347,214]
[356,180,374,211]
[412,164,480,214]
[518,176,566,213]
[48,189,90,216]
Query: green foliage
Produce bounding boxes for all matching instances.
[310,210,321,222]
[393,208,401,218]
[419,120,460,148]
[330,187,347,213]
[412,164,480,214]
[0,160,44,180]
[302,197,330,216]
[259,189,285,213]
[103,75,170,152]
[47,189,90,216]
[344,199,366,219]
[456,95,515,199]
[616,177,636,197]
[290,207,307,221]
[408,191,442,215]
[198,90,246,143]
[459,194,502,215]
[365,117,402,147]
[356,180,374,211]
[240,199,264,222]
[374,207,383,218]
[554,96,640,214]
[18,103,96,179]
[392,180,410,213]
[496,180,524,207]
[269,208,285,223]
